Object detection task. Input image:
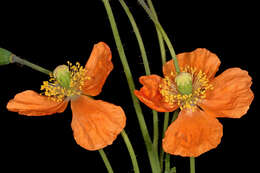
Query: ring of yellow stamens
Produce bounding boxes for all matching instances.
[159,66,213,112]
[40,61,90,102]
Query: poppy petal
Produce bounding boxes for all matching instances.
[71,95,126,151]
[163,48,221,80]
[199,68,254,118]
[163,108,223,157]
[7,90,68,116]
[134,75,178,112]
[82,42,113,96]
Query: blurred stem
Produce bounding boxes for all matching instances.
[119,0,159,158]
[12,55,52,75]
[165,153,171,173]
[121,130,140,173]
[171,109,179,123]
[102,0,161,172]
[98,149,114,173]
[190,157,196,173]
[169,167,176,173]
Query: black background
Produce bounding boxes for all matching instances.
[0,1,257,173]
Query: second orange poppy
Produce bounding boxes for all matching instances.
[135,48,254,157]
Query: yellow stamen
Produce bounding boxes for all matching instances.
[40,61,90,102]
[159,66,213,112]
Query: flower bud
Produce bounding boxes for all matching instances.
[175,72,193,95]
[0,48,13,65]
[53,65,71,89]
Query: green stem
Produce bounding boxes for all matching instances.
[169,167,176,173]
[12,55,52,75]
[160,112,169,170]
[119,0,150,75]
[165,153,171,173]
[152,110,159,154]
[171,109,179,123]
[160,109,180,172]
[163,110,180,172]
[119,0,159,159]
[121,130,140,173]
[155,24,179,73]
[146,2,169,172]
[141,2,181,173]
[102,0,161,172]
[98,149,114,173]
[147,0,166,64]
[190,157,196,173]
[145,2,179,172]
[137,0,180,74]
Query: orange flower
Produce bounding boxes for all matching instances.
[134,48,254,157]
[7,42,126,151]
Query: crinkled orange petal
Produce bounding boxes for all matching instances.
[6,90,68,116]
[163,48,221,80]
[199,68,254,118]
[71,95,126,151]
[82,42,113,96]
[163,107,223,157]
[134,75,178,112]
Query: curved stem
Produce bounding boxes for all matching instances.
[154,23,179,73]
[102,0,161,172]
[12,55,52,75]
[147,0,166,64]
[121,130,140,173]
[119,0,160,159]
[145,2,170,172]
[137,0,180,74]
[98,149,114,173]
[119,0,150,75]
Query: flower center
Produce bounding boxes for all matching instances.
[175,72,193,95]
[40,61,90,102]
[53,65,71,89]
[159,66,213,111]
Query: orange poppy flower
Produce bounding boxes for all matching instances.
[7,42,126,151]
[134,48,254,157]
